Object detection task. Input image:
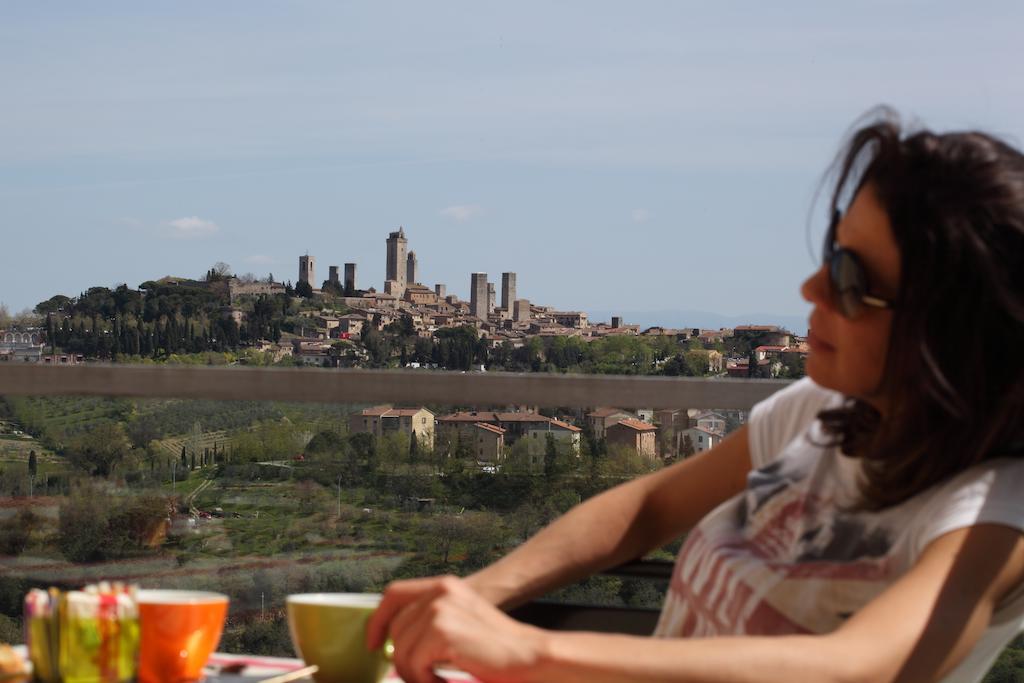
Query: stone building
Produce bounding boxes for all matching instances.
[470,273,488,320]
[471,422,506,464]
[437,410,556,448]
[344,263,357,293]
[386,228,408,296]
[679,426,722,455]
[227,278,286,304]
[549,311,589,329]
[501,272,516,312]
[586,407,637,439]
[513,299,531,323]
[525,419,582,456]
[606,418,658,460]
[402,284,437,307]
[299,254,315,285]
[349,405,435,449]
[406,251,418,286]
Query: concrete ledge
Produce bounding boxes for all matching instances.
[0,364,789,409]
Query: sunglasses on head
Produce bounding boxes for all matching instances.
[822,209,894,319]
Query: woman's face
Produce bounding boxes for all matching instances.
[800,183,900,406]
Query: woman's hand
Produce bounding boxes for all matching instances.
[367,575,546,683]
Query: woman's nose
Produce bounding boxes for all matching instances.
[801,264,831,308]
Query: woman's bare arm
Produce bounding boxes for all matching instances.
[378,523,1024,683]
[368,425,752,647]
[465,425,753,608]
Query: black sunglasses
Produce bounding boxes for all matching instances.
[822,209,894,318]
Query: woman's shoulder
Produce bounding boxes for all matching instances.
[910,456,1024,558]
[748,377,843,469]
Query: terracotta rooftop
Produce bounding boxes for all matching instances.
[548,419,583,432]
[474,422,506,435]
[360,406,433,418]
[610,418,658,432]
[587,407,634,418]
[438,411,500,423]
[496,412,555,422]
[361,405,393,417]
[438,411,554,424]
[386,408,434,417]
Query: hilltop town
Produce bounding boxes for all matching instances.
[3,226,809,383]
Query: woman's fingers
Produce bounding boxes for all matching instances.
[366,576,453,649]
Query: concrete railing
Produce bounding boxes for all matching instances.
[0,364,789,409]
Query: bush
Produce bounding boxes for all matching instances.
[58,492,109,562]
[58,488,169,562]
[0,509,37,556]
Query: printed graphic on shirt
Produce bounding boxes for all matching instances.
[655,441,897,638]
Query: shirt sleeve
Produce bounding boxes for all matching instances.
[912,458,1024,558]
[747,377,840,469]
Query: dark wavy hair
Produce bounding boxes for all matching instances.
[817,108,1024,510]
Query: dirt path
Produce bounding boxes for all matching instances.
[186,477,214,516]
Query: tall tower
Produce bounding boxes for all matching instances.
[434,283,446,299]
[501,272,517,312]
[487,283,496,315]
[386,227,408,294]
[470,273,488,320]
[299,255,315,285]
[406,251,418,286]
[344,263,357,293]
[328,265,340,286]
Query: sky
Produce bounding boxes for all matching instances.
[2,1,1023,330]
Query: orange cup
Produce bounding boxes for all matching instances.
[137,589,229,683]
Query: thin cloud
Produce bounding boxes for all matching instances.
[164,216,220,239]
[440,204,483,222]
[632,208,651,223]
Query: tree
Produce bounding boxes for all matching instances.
[65,423,132,477]
[207,262,232,282]
[544,433,559,477]
[320,279,344,296]
[0,509,36,555]
[294,280,314,298]
[180,445,187,470]
[409,432,419,461]
[27,450,37,479]
[58,490,109,562]
[681,434,696,458]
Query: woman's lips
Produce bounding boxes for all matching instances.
[807,330,835,352]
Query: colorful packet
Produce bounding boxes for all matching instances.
[25,584,140,683]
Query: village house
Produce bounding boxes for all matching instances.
[605,418,658,460]
[471,422,506,464]
[694,411,727,435]
[586,407,638,439]
[679,426,722,454]
[525,419,582,457]
[436,411,558,448]
[349,406,436,449]
[290,338,332,365]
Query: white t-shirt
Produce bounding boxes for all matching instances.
[654,377,1024,682]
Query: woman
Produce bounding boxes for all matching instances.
[367,111,1024,683]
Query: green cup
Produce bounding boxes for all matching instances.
[286,593,392,683]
